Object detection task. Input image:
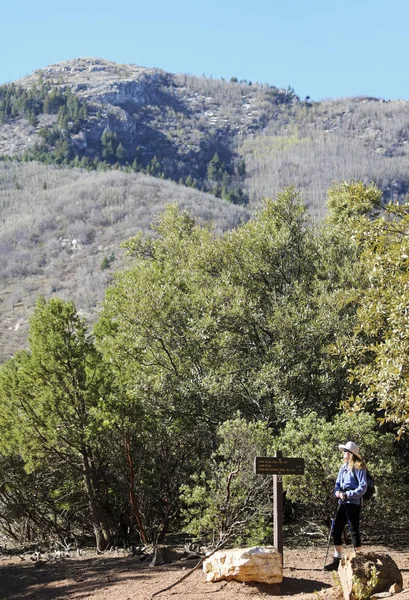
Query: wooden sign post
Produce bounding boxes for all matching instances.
[254,450,304,563]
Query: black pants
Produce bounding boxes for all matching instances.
[333,503,361,548]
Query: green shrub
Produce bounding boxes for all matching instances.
[180,415,274,546]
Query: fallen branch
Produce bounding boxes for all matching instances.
[149,538,229,599]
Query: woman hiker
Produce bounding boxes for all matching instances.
[324,441,368,571]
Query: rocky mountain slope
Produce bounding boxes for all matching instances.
[2,57,409,216]
[1,57,297,206]
[2,57,409,361]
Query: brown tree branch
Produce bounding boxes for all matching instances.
[149,537,230,599]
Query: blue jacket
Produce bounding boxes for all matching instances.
[334,464,367,505]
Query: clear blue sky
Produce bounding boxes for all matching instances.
[2,0,408,101]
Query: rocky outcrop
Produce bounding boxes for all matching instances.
[338,552,403,600]
[80,72,182,113]
[203,546,282,584]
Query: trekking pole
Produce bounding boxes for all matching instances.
[323,504,338,570]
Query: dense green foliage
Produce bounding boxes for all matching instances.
[0,181,408,549]
[180,416,274,546]
[0,298,114,550]
[339,202,409,437]
[276,412,408,530]
[181,412,407,544]
[0,82,88,126]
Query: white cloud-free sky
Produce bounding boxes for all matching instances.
[1,0,408,101]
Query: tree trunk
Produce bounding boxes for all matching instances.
[125,435,149,545]
[82,450,111,551]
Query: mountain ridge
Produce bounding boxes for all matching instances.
[1,57,300,201]
[2,57,409,361]
[3,57,409,214]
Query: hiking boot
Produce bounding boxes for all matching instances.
[324,557,341,571]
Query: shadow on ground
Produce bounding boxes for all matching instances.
[242,577,332,597]
[0,555,145,600]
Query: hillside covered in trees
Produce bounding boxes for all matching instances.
[2,57,409,217]
[1,182,409,550]
[3,58,409,360]
[1,58,409,552]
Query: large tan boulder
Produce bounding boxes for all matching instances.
[338,552,403,600]
[203,546,282,584]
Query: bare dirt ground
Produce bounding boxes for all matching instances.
[0,545,408,600]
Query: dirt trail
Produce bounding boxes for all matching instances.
[1,545,408,600]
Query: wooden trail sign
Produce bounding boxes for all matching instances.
[254,456,305,475]
[254,451,304,563]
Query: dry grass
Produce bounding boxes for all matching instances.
[0,161,250,363]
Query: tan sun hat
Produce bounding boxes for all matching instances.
[338,441,362,459]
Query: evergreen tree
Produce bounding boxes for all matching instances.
[207,152,224,182]
[0,298,114,550]
[148,155,161,176]
[116,142,126,163]
[238,159,246,177]
[101,128,118,162]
